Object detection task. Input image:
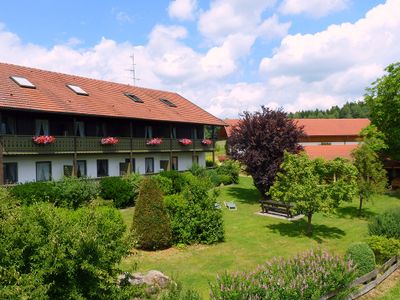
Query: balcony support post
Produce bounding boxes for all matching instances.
[169,125,173,171]
[73,118,78,177]
[129,121,133,174]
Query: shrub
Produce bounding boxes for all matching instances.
[218,174,231,185]
[132,178,172,250]
[0,201,130,299]
[99,176,135,208]
[209,249,356,299]
[189,163,207,178]
[165,176,224,245]
[53,177,98,208]
[124,172,143,201]
[205,159,214,167]
[10,181,56,205]
[205,169,222,187]
[159,170,187,194]
[366,235,400,264]
[345,243,376,276]
[216,159,240,184]
[368,208,400,239]
[153,175,174,195]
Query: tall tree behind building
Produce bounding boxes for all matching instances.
[288,101,369,119]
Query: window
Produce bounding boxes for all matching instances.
[171,127,177,139]
[10,76,36,88]
[97,159,108,177]
[0,116,16,134]
[124,93,144,103]
[145,126,153,138]
[160,160,169,172]
[120,158,135,175]
[172,156,178,171]
[145,157,154,174]
[160,98,177,107]
[63,165,73,177]
[95,122,107,137]
[77,160,87,177]
[4,162,17,184]
[75,121,85,137]
[35,119,49,136]
[36,162,51,182]
[66,84,88,96]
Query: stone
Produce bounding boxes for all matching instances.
[118,270,170,289]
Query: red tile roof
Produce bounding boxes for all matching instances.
[0,62,225,126]
[304,145,358,160]
[295,119,370,136]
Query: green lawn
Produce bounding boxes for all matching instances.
[120,176,400,298]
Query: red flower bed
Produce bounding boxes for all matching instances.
[179,138,192,146]
[32,135,56,145]
[146,138,163,145]
[101,137,119,145]
[201,139,212,145]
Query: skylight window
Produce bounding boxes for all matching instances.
[124,93,144,103]
[160,98,177,108]
[10,76,36,88]
[66,84,88,96]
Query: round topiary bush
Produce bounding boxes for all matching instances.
[345,242,376,276]
[131,177,172,250]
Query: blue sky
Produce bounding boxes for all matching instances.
[0,0,398,118]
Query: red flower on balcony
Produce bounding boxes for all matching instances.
[32,135,56,145]
[101,137,119,145]
[146,138,163,145]
[179,138,192,146]
[201,139,213,145]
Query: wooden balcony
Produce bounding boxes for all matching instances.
[1,135,215,155]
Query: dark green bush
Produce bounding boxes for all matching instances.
[216,160,240,184]
[218,174,232,185]
[132,178,172,250]
[0,200,130,299]
[159,170,187,194]
[189,163,207,178]
[153,175,174,195]
[345,242,376,276]
[10,181,56,205]
[205,169,222,187]
[164,176,224,245]
[368,208,400,239]
[205,159,214,167]
[210,249,356,299]
[99,176,135,208]
[366,235,400,264]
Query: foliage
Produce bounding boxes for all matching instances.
[368,208,400,239]
[10,177,99,208]
[205,159,214,167]
[269,152,358,235]
[159,170,187,194]
[360,124,387,152]
[366,235,400,264]
[158,281,201,300]
[229,107,304,196]
[216,159,240,184]
[164,176,224,245]
[0,200,130,300]
[209,249,356,300]
[153,175,174,195]
[189,163,207,178]
[345,243,376,277]
[288,100,370,119]
[132,177,172,250]
[99,176,135,208]
[124,172,143,201]
[205,169,222,186]
[365,62,400,159]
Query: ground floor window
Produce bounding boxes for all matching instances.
[145,157,154,174]
[120,158,135,175]
[97,159,108,177]
[36,161,51,182]
[4,162,17,184]
[160,160,169,172]
[172,156,178,171]
[77,160,87,177]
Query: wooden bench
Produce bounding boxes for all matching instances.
[260,200,294,218]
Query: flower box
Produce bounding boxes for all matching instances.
[101,137,119,145]
[179,138,192,146]
[146,138,163,145]
[201,139,213,145]
[32,135,56,145]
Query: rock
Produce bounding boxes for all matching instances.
[118,270,170,289]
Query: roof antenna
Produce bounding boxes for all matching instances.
[127,52,140,86]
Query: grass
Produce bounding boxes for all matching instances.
[120,176,400,298]
[377,279,400,299]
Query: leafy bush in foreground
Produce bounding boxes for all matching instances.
[0,201,130,299]
[100,176,134,208]
[368,208,400,239]
[132,178,172,250]
[210,249,356,300]
[159,170,187,194]
[366,235,400,264]
[345,243,376,276]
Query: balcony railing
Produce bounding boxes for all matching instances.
[1,135,214,155]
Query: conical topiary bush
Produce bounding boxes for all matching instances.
[131,177,172,250]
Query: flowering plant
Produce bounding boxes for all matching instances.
[101,137,119,145]
[32,135,56,145]
[201,139,212,145]
[179,138,192,146]
[146,138,163,145]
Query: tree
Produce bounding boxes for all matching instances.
[269,152,358,235]
[131,177,172,250]
[365,62,400,159]
[229,107,304,196]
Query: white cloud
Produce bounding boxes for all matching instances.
[279,0,349,18]
[168,0,197,21]
[111,8,133,24]
[258,15,291,40]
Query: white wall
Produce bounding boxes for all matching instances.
[4,151,206,183]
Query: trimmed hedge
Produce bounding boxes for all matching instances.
[368,208,400,239]
[345,242,376,276]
